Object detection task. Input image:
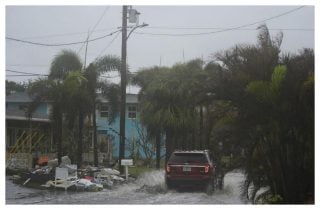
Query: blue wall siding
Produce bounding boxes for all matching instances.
[7,98,165,160]
[96,106,145,159]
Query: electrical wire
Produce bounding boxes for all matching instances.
[6,64,49,67]
[146,26,313,31]
[6,29,121,47]
[78,6,110,54]
[134,6,306,37]
[6,69,48,76]
[5,6,309,46]
[97,31,121,58]
[19,27,118,40]
[6,74,48,77]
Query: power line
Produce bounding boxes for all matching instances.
[16,25,312,41]
[147,26,313,31]
[20,28,118,40]
[6,64,49,67]
[6,29,121,47]
[97,31,121,57]
[6,69,48,76]
[6,74,48,77]
[134,6,306,37]
[78,6,110,54]
[5,6,309,42]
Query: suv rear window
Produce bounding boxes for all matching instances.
[169,153,208,163]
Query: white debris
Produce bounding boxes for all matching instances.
[61,156,71,165]
[100,168,120,175]
[48,159,58,168]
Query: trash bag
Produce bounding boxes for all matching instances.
[100,168,120,175]
[48,159,58,168]
[61,156,71,165]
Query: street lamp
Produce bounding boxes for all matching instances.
[127,23,149,40]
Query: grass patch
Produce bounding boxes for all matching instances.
[128,166,154,178]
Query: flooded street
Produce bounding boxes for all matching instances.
[6,170,247,204]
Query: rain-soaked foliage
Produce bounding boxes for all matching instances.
[133,24,314,203]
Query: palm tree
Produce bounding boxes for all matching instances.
[28,50,82,164]
[63,70,90,167]
[49,50,82,80]
[28,78,67,164]
[132,67,165,168]
[206,25,314,203]
[84,55,121,166]
[133,61,206,163]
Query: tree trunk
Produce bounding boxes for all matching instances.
[156,132,161,169]
[199,106,204,149]
[56,110,63,165]
[165,129,174,164]
[77,110,83,167]
[93,102,98,166]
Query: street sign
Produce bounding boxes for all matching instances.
[121,159,133,166]
[121,159,133,181]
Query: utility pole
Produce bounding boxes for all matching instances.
[118,5,147,173]
[119,5,128,173]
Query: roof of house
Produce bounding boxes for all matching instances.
[97,93,138,104]
[6,91,139,122]
[6,91,139,104]
[6,107,50,122]
[6,91,34,103]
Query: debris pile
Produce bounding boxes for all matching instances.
[8,156,127,192]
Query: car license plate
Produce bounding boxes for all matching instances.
[183,166,191,172]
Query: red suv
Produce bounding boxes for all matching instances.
[165,150,216,195]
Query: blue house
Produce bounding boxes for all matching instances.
[96,93,144,159]
[6,91,163,167]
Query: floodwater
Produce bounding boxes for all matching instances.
[6,170,247,204]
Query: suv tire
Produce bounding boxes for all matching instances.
[165,179,173,190]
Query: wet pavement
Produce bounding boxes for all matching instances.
[6,170,247,204]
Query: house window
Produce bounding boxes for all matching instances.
[18,104,28,111]
[100,103,109,118]
[47,104,52,115]
[128,105,137,119]
[7,128,16,147]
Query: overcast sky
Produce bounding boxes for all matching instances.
[5,5,315,92]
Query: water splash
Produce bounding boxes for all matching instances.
[134,170,167,194]
[6,170,247,204]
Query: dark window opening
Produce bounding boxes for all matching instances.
[128,105,137,119]
[100,104,109,118]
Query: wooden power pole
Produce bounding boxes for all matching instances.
[119,5,127,173]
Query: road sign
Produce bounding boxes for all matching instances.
[121,159,133,166]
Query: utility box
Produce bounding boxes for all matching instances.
[128,9,140,24]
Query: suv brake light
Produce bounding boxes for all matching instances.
[166,165,170,173]
[204,165,210,173]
